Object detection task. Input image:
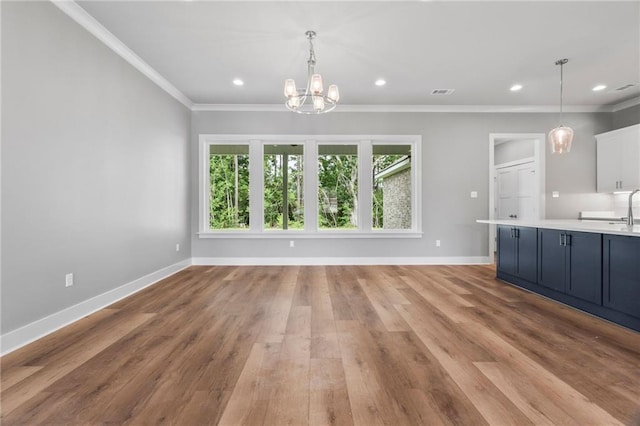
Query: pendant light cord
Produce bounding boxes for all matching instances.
[556,58,568,124]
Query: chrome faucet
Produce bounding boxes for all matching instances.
[628,189,640,226]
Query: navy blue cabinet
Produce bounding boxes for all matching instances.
[537,229,602,303]
[496,225,639,332]
[497,225,537,283]
[537,229,567,292]
[603,234,640,319]
[567,231,603,304]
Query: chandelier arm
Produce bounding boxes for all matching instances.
[306,60,313,94]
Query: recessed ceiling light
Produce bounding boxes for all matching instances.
[375,79,386,87]
[232,78,244,86]
[510,84,523,92]
[592,84,607,92]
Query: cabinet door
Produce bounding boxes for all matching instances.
[596,135,620,193]
[497,225,516,275]
[537,228,566,292]
[566,232,602,304]
[516,226,537,283]
[603,235,640,318]
[619,130,640,191]
[597,124,640,193]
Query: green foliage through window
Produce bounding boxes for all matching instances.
[209,145,250,230]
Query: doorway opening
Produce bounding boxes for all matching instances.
[488,133,546,258]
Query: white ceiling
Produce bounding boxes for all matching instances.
[76,1,640,108]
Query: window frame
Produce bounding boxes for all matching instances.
[198,134,422,238]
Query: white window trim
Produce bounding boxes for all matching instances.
[198,134,422,238]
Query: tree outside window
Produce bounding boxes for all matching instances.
[209,144,250,230]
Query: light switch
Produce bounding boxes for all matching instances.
[470,191,478,198]
[552,191,560,198]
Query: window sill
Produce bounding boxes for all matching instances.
[197,231,423,239]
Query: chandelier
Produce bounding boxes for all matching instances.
[284,30,339,114]
[549,58,574,154]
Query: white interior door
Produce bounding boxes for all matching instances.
[497,168,518,219]
[496,161,536,220]
[517,163,536,220]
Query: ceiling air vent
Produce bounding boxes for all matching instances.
[431,89,455,95]
[615,83,636,91]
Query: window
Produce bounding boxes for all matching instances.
[372,144,412,230]
[199,135,421,237]
[208,144,250,231]
[264,144,304,230]
[318,145,358,230]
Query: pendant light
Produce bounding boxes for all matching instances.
[549,58,574,154]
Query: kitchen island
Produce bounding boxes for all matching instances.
[477,219,640,332]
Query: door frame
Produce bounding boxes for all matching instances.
[488,133,546,256]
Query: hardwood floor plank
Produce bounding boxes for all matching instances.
[473,361,580,426]
[0,312,155,417]
[396,304,534,425]
[0,366,43,392]
[309,358,353,426]
[217,342,276,426]
[399,274,470,324]
[465,320,625,425]
[256,266,299,344]
[358,278,410,332]
[310,266,341,359]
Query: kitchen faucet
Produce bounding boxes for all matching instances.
[628,189,640,226]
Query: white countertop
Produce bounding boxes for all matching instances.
[476,219,640,237]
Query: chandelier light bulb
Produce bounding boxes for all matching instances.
[288,96,301,109]
[284,79,297,98]
[313,96,325,111]
[310,74,323,94]
[327,84,340,102]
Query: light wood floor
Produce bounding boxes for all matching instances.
[2,265,640,425]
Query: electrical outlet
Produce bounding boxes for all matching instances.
[470,191,478,198]
[65,273,74,287]
[289,240,295,248]
[436,240,441,247]
[552,191,560,198]
[176,243,180,252]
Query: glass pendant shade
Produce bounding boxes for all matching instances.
[313,96,325,111]
[284,79,297,98]
[310,74,323,94]
[549,126,574,154]
[327,84,340,102]
[288,96,300,109]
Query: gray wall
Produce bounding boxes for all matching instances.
[1,2,191,333]
[612,104,640,129]
[191,111,612,259]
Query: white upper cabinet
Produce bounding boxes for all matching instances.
[596,124,640,193]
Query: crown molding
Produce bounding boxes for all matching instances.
[610,96,640,112]
[51,0,193,109]
[192,103,614,113]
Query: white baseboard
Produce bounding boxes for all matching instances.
[0,259,191,356]
[192,256,492,266]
